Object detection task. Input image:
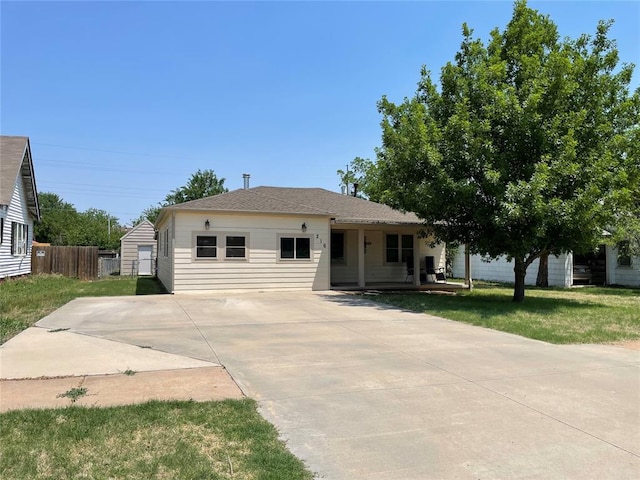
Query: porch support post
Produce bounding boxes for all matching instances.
[413,236,421,287]
[357,228,366,288]
[464,244,473,290]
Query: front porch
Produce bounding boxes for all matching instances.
[329,224,472,291]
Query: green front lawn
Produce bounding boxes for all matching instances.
[368,283,640,344]
[1,274,313,479]
[0,399,313,480]
[0,274,165,344]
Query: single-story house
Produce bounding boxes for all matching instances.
[155,186,449,293]
[0,136,40,279]
[451,244,640,287]
[120,219,157,276]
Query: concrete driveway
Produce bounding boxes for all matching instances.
[31,291,640,479]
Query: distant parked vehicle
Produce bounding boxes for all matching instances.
[573,264,592,284]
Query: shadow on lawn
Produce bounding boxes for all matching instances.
[135,277,167,295]
[321,290,604,320]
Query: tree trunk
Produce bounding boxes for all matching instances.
[513,257,527,303]
[536,251,549,287]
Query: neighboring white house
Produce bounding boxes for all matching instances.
[451,246,640,287]
[120,219,157,276]
[155,186,447,293]
[0,136,41,279]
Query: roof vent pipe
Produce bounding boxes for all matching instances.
[243,173,250,189]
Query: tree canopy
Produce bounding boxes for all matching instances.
[336,157,374,198]
[366,0,639,301]
[35,192,121,250]
[133,169,228,225]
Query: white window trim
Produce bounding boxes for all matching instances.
[12,222,28,257]
[277,234,313,262]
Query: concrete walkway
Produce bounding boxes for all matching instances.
[1,291,639,479]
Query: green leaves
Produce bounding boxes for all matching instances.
[134,169,228,225]
[35,193,120,250]
[165,169,227,205]
[366,0,639,300]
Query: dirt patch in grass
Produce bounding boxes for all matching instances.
[610,339,640,350]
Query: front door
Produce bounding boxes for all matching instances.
[137,245,153,275]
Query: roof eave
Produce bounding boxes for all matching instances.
[165,206,333,218]
[24,139,40,221]
[333,219,424,226]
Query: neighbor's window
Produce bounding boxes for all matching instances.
[196,235,217,258]
[11,222,28,256]
[226,235,246,258]
[280,236,311,260]
[617,241,632,267]
[385,234,413,263]
[331,231,345,264]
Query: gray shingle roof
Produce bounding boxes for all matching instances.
[164,186,421,225]
[0,136,40,220]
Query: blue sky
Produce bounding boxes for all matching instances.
[2,1,638,225]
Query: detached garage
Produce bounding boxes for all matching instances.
[120,219,156,276]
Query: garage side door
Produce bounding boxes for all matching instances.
[138,245,153,275]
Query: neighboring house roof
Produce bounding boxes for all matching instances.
[159,186,422,225]
[0,135,40,220]
[120,219,155,241]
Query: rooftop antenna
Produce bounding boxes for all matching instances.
[345,164,349,195]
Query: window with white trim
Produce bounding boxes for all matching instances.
[11,222,28,256]
[195,235,217,258]
[280,236,311,260]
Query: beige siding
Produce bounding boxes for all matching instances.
[156,215,174,292]
[120,220,157,276]
[172,212,330,293]
[330,227,444,285]
[0,176,34,278]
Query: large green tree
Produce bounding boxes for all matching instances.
[369,0,639,301]
[134,169,228,225]
[35,192,80,245]
[35,193,120,250]
[165,169,227,205]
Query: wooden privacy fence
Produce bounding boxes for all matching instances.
[31,246,99,280]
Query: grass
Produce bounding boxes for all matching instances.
[0,274,166,344]
[0,399,314,480]
[367,283,640,344]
